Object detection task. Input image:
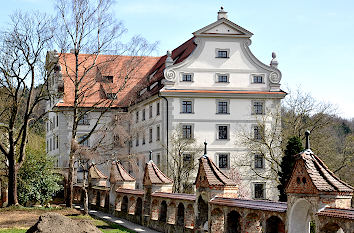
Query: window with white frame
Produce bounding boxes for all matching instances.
[56,114,59,127]
[181,100,193,113]
[156,153,161,165]
[156,125,160,141]
[252,74,264,83]
[183,153,193,167]
[182,124,193,139]
[253,125,263,140]
[217,100,229,114]
[217,74,229,83]
[254,154,264,169]
[217,125,229,140]
[252,101,264,115]
[149,128,153,143]
[216,49,229,58]
[254,183,265,199]
[182,73,193,82]
[78,113,90,125]
[136,133,139,146]
[218,153,229,169]
[78,135,89,147]
[56,135,59,149]
[142,109,146,121]
[156,102,160,116]
[142,133,146,145]
[149,105,153,118]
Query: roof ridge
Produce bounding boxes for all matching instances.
[151,161,173,183]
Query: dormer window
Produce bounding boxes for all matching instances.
[182,73,193,82]
[252,74,264,84]
[103,76,113,83]
[216,49,229,58]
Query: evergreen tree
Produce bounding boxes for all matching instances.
[278,136,304,201]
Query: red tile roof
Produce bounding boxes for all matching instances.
[89,163,107,179]
[55,53,160,108]
[109,161,135,183]
[295,150,353,193]
[143,160,173,185]
[152,192,196,201]
[317,207,354,219]
[116,188,144,196]
[210,197,287,212]
[195,155,237,187]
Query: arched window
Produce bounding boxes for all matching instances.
[320,222,344,233]
[135,197,143,216]
[121,196,128,213]
[159,200,167,222]
[227,210,241,233]
[266,216,285,233]
[196,196,208,229]
[177,203,185,226]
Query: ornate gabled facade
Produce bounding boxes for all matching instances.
[72,134,353,233]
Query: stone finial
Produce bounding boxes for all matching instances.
[305,130,311,150]
[217,6,228,20]
[165,50,173,68]
[270,52,279,68]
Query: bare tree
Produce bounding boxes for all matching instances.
[0,12,54,206]
[53,0,156,207]
[166,129,203,193]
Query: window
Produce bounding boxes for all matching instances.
[149,105,153,118]
[181,100,193,113]
[56,135,59,149]
[142,109,146,121]
[182,73,193,82]
[78,113,89,125]
[218,125,228,140]
[156,153,161,165]
[136,133,139,146]
[253,125,263,140]
[254,154,264,169]
[113,135,119,146]
[216,49,229,58]
[79,135,89,147]
[156,125,160,141]
[217,74,229,83]
[106,93,116,99]
[218,154,229,169]
[253,101,264,115]
[253,75,263,83]
[156,102,160,116]
[183,154,193,167]
[46,140,49,152]
[53,117,55,129]
[142,133,146,145]
[46,122,49,132]
[217,101,228,114]
[182,124,193,139]
[56,114,59,127]
[254,183,265,199]
[149,128,153,143]
[136,111,139,123]
[49,138,52,151]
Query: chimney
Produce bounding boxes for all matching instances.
[165,50,173,67]
[217,7,228,20]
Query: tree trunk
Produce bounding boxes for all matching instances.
[7,157,18,206]
[82,169,89,215]
[66,151,75,207]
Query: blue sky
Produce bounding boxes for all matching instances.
[1,0,354,119]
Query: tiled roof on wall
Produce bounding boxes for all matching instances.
[89,163,108,179]
[143,160,173,185]
[110,161,135,183]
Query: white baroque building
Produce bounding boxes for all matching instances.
[46,8,286,200]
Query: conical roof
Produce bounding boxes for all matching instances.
[143,160,173,185]
[195,155,237,187]
[109,161,135,184]
[89,163,107,179]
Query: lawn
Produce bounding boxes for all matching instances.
[0,206,135,233]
